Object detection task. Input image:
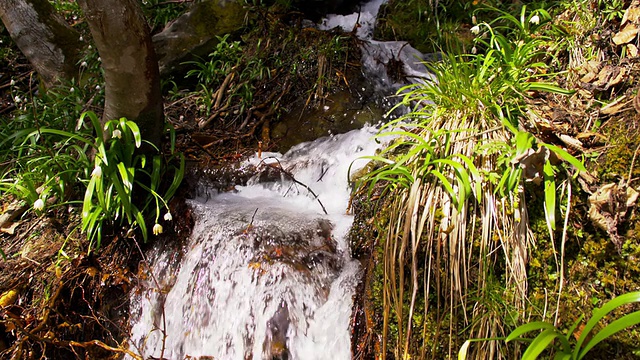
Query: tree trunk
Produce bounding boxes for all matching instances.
[78,0,164,148]
[0,0,82,87]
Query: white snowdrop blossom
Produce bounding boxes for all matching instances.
[153,223,163,235]
[79,36,84,42]
[91,165,102,178]
[70,87,75,93]
[472,46,477,54]
[80,61,88,67]
[14,96,21,103]
[529,15,540,24]
[95,85,101,91]
[10,79,15,86]
[164,212,173,221]
[470,25,480,35]
[33,199,45,211]
[472,15,477,24]
[112,129,122,139]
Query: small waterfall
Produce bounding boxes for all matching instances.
[128,0,435,358]
[128,127,383,359]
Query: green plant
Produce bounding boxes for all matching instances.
[79,111,184,249]
[357,5,584,359]
[184,34,243,87]
[0,108,184,251]
[459,291,640,359]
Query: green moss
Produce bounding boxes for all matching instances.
[525,151,640,356]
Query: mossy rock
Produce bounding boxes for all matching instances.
[152,0,248,75]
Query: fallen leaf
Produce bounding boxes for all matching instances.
[628,43,639,57]
[606,67,628,88]
[579,61,602,83]
[0,289,19,307]
[622,2,640,26]
[0,220,20,234]
[588,183,639,249]
[613,24,639,45]
[558,134,584,152]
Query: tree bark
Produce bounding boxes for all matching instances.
[0,0,82,87]
[78,0,164,148]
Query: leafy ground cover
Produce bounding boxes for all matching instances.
[351,0,640,359]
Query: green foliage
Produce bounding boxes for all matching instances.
[185,34,244,87]
[141,0,190,32]
[358,5,587,359]
[459,291,640,359]
[78,112,184,249]
[358,126,480,212]
[375,0,477,53]
[1,84,184,251]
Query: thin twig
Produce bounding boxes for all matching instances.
[626,143,640,186]
[259,157,329,215]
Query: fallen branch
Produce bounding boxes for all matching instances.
[259,157,328,215]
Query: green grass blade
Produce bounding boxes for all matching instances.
[506,321,555,342]
[578,310,640,358]
[543,160,556,231]
[541,144,586,172]
[576,291,640,357]
[521,328,568,360]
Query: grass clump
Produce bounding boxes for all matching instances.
[357,4,590,359]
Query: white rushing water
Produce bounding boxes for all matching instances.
[128,126,383,360]
[128,0,436,358]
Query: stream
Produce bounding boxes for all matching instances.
[127,1,432,358]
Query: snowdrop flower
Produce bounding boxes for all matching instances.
[164,212,172,221]
[14,96,21,103]
[95,85,101,91]
[153,223,163,235]
[472,46,477,54]
[70,87,75,93]
[472,15,477,25]
[10,79,15,86]
[97,57,101,62]
[530,15,540,25]
[80,61,88,67]
[79,36,84,42]
[91,165,102,178]
[112,129,122,139]
[470,25,480,35]
[33,199,45,211]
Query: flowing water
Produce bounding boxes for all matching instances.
[128,1,433,358]
[128,127,383,359]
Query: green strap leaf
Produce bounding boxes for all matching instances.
[506,321,555,342]
[576,291,640,356]
[579,310,640,358]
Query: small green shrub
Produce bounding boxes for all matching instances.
[78,111,184,249]
[0,109,184,251]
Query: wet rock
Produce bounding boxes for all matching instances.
[263,300,290,360]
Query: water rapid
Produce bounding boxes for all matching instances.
[127,0,435,358]
[128,127,382,360]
